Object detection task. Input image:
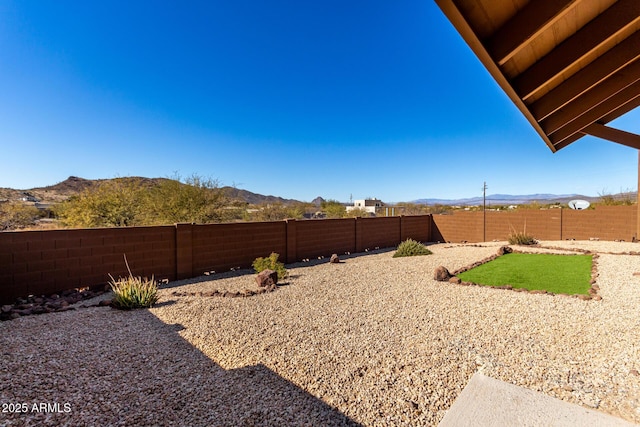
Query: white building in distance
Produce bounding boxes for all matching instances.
[346,198,386,215]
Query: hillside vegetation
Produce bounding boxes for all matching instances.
[0,176,636,231]
[54,175,244,228]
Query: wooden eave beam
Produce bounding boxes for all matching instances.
[530,30,640,121]
[548,80,640,145]
[554,97,640,149]
[582,123,640,150]
[513,0,640,101]
[542,58,640,135]
[434,0,557,152]
[487,0,578,66]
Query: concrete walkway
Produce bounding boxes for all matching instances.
[439,373,638,427]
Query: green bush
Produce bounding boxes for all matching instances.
[252,252,289,280]
[321,199,346,218]
[0,201,43,231]
[108,255,159,309]
[54,173,242,228]
[393,239,432,258]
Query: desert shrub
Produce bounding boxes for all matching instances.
[54,174,242,228]
[321,199,346,218]
[507,230,537,245]
[246,202,307,221]
[507,221,537,245]
[393,239,432,258]
[343,207,370,218]
[0,201,43,231]
[144,174,241,224]
[252,252,288,280]
[54,178,145,227]
[597,189,634,206]
[109,275,159,309]
[109,256,159,309]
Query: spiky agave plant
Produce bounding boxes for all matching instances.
[109,255,159,309]
[507,221,538,245]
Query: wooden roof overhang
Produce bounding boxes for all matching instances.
[434,0,640,152]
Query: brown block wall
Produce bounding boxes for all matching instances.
[0,226,176,304]
[3,208,633,303]
[294,219,356,261]
[358,217,401,251]
[191,222,287,275]
[562,205,636,241]
[485,210,562,241]
[432,206,636,243]
[432,212,483,243]
[400,215,431,242]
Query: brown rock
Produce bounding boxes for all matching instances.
[31,306,46,315]
[98,299,113,307]
[434,266,451,282]
[578,294,592,301]
[497,246,513,255]
[330,254,340,263]
[449,277,461,284]
[630,369,639,376]
[255,269,278,287]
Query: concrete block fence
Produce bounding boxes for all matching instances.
[431,205,636,243]
[0,216,431,304]
[1,206,636,304]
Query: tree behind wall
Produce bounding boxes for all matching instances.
[0,202,43,230]
[321,199,346,218]
[54,175,241,227]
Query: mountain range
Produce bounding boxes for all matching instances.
[411,193,594,206]
[0,176,311,206]
[0,176,635,207]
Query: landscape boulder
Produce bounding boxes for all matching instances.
[434,266,451,282]
[497,246,513,256]
[330,254,340,264]
[255,269,278,288]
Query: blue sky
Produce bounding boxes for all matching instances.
[1,1,638,203]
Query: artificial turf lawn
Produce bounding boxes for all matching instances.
[457,253,593,295]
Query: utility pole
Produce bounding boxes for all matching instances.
[483,182,487,242]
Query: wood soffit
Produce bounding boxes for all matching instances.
[435,0,640,151]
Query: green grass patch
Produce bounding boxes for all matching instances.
[457,253,592,295]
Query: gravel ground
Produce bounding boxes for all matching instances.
[1,240,639,426]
